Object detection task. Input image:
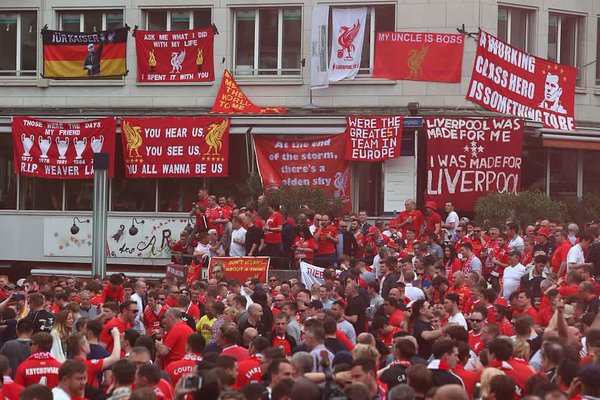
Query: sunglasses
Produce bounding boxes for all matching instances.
[269,279,278,282]
[471,319,483,323]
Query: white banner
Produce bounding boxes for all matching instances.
[300,260,341,287]
[328,7,367,82]
[310,4,330,89]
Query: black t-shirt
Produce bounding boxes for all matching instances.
[380,362,410,389]
[588,241,600,276]
[181,312,196,331]
[24,309,55,333]
[324,337,349,355]
[346,295,367,334]
[413,319,434,360]
[245,226,265,255]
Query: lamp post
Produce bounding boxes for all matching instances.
[92,152,109,278]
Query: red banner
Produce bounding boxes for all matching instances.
[211,70,287,114]
[120,117,229,178]
[253,134,351,212]
[467,30,577,131]
[373,32,464,82]
[135,28,214,83]
[345,115,403,161]
[209,257,269,283]
[12,117,116,178]
[425,117,523,212]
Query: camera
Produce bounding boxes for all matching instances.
[182,375,203,389]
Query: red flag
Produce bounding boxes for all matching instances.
[211,70,287,114]
[135,28,214,83]
[345,115,403,162]
[253,134,351,212]
[373,32,464,82]
[466,30,577,131]
[425,116,523,212]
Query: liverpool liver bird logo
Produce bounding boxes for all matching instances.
[334,167,349,197]
[407,45,428,79]
[337,19,361,59]
[171,49,186,73]
[203,119,229,161]
[122,120,143,162]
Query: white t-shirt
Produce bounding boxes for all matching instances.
[230,227,247,256]
[195,242,210,257]
[445,211,459,237]
[566,244,585,272]
[502,263,527,298]
[52,387,71,400]
[448,312,468,330]
[508,235,525,253]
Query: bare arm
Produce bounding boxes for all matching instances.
[102,328,122,369]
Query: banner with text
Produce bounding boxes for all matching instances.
[42,28,127,78]
[466,30,577,131]
[211,70,287,114]
[328,7,367,82]
[135,28,214,83]
[425,117,523,212]
[253,134,351,212]
[345,115,403,161]
[373,32,464,82]
[209,257,269,283]
[120,117,229,178]
[300,260,341,287]
[12,117,116,178]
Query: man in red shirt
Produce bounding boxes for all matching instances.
[467,308,486,354]
[216,323,249,362]
[552,231,571,275]
[156,308,194,367]
[99,300,137,352]
[0,354,24,400]
[67,329,121,387]
[165,333,205,387]
[383,297,404,328]
[234,336,270,389]
[424,201,442,236]
[15,332,61,388]
[470,226,486,257]
[511,290,540,325]
[396,199,424,238]
[205,195,227,235]
[314,214,339,268]
[261,201,284,268]
[487,338,535,397]
[98,273,124,304]
[448,272,473,314]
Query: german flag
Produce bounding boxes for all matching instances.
[42,27,128,78]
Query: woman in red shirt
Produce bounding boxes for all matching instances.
[443,245,462,281]
[292,224,317,268]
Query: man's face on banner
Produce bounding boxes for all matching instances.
[544,74,562,102]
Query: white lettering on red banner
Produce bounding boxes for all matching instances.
[425,117,523,211]
[345,115,403,162]
[12,117,116,179]
[466,30,577,131]
[120,117,229,178]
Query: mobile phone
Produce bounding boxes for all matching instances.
[182,376,203,389]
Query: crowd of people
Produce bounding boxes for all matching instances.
[1,189,600,400]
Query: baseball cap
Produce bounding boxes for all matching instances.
[425,201,438,210]
[494,298,508,308]
[536,228,551,238]
[508,249,522,257]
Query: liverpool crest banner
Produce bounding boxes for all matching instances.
[135,28,214,83]
[373,32,464,82]
[328,8,367,82]
[42,28,127,78]
[253,134,351,212]
[12,117,116,178]
[425,117,523,212]
[211,70,286,114]
[120,117,229,178]
[467,30,577,131]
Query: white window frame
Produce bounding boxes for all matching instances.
[144,9,211,31]
[58,10,123,32]
[0,10,37,77]
[232,7,303,77]
[498,6,533,52]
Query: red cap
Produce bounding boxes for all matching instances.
[389,220,398,228]
[495,298,508,308]
[368,226,379,235]
[536,227,551,238]
[425,201,438,210]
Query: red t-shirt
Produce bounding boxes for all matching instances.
[158,378,174,400]
[455,237,473,254]
[187,303,201,320]
[538,306,553,327]
[272,335,292,356]
[206,206,225,234]
[379,327,402,347]
[512,306,540,325]
[144,305,167,335]
[388,309,405,328]
[316,225,338,255]
[453,365,480,398]
[293,237,317,263]
[551,241,571,274]
[221,345,249,362]
[425,212,442,234]
[99,317,131,352]
[558,284,580,298]
[15,352,61,388]
[75,356,104,387]
[471,238,485,257]
[235,355,263,389]
[165,354,203,387]
[264,212,283,244]
[498,320,514,336]
[468,331,483,353]
[1,378,24,400]
[100,284,124,304]
[396,210,424,237]
[449,286,473,314]
[162,321,195,366]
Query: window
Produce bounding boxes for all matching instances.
[548,13,584,85]
[0,135,16,209]
[58,10,123,32]
[497,6,534,52]
[328,5,395,76]
[0,11,37,77]
[233,7,302,76]
[548,149,577,200]
[583,150,600,195]
[144,9,211,31]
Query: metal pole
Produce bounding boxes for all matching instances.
[92,153,109,278]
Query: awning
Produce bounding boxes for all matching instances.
[540,127,600,150]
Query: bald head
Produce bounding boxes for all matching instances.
[433,385,468,400]
[357,332,376,347]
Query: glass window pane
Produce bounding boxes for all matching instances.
[66,180,93,210]
[19,177,63,210]
[560,16,577,67]
[497,7,508,42]
[171,11,191,30]
[548,14,558,62]
[235,10,255,74]
[193,9,211,29]
[106,11,124,30]
[83,11,103,32]
[282,9,301,75]
[258,9,278,75]
[549,149,577,200]
[112,138,156,211]
[359,8,371,72]
[159,178,206,212]
[20,11,37,73]
[584,150,600,195]
[510,9,527,50]
[0,13,18,73]
[0,135,16,209]
[62,12,81,32]
[521,147,547,193]
[147,10,167,30]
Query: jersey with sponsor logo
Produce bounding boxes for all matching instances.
[14,352,61,388]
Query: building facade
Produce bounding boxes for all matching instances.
[0,0,598,273]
